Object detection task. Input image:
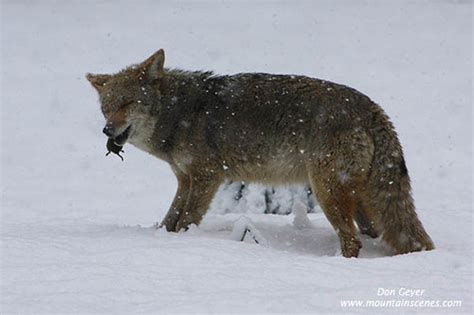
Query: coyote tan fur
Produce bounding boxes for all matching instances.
[87,49,434,257]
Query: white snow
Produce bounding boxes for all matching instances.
[292,201,314,230]
[1,1,472,314]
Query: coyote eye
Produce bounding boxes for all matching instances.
[119,100,134,108]
[101,100,134,118]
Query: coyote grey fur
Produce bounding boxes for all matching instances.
[87,49,434,257]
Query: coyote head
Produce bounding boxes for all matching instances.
[86,49,165,147]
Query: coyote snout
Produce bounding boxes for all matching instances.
[102,125,115,137]
[103,124,131,146]
[87,49,435,258]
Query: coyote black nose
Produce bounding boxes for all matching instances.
[103,126,114,137]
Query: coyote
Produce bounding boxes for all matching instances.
[87,49,434,257]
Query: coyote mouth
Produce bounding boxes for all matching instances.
[111,125,131,146]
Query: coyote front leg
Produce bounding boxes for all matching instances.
[175,173,222,231]
[160,173,191,232]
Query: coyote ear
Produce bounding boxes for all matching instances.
[86,73,111,90]
[143,49,165,80]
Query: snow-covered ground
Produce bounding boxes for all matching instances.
[1,1,472,314]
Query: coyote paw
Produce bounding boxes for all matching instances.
[341,237,362,258]
[393,233,435,255]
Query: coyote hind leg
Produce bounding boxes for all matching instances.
[310,175,362,258]
[308,129,374,257]
[355,203,380,239]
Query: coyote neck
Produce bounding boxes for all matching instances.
[146,70,217,160]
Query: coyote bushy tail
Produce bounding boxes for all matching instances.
[365,107,434,254]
